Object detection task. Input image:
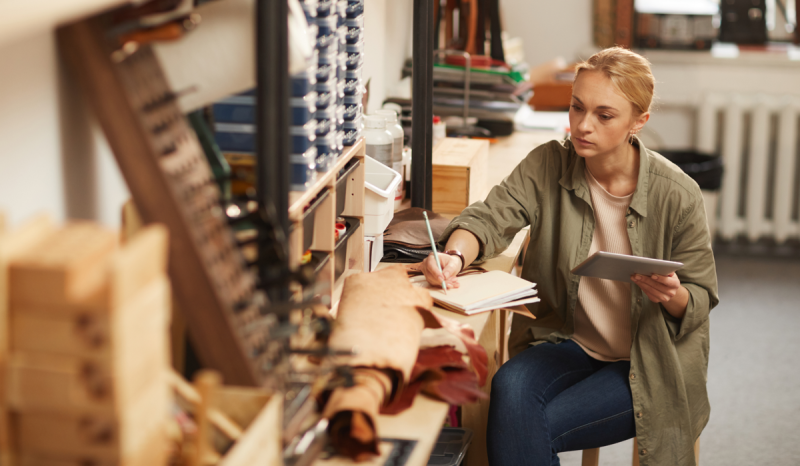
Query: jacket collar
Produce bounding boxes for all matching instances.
[559,136,650,217]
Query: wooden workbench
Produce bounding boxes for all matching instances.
[317,130,563,466]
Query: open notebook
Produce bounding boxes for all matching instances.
[411,270,539,315]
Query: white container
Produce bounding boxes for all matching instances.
[363,234,384,272]
[432,115,446,148]
[375,109,405,209]
[363,115,393,167]
[364,154,402,236]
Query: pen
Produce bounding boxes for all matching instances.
[423,211,448,294]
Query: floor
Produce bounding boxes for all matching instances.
[558,254,800,466]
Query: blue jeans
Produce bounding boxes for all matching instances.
[487,340,636,466]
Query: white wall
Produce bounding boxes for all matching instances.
[0,31,129,229]
[501,0,594,67]
[362,0,414,113]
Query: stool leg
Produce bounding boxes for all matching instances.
[694,438,700,465]
[581,448,600,466]
[632,438,640,466]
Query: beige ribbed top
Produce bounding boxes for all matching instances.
[572,168,633,362]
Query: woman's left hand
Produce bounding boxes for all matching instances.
[631,272,681,304]
[631,272,690,319]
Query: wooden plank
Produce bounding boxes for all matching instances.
[9,222,117,308]
[10,307,113,357]
[343,222,364,275]
[341,157,365,218]
[432,138,489,214]
[14,374,169,459]
[169,370,245,441]
[310,189,336,252]
[58,17,261,386]
[17,426,171,466]
[218,393,283,466]
[110,225,168,309]
[0,214,56,466]
[432,166,470,213]
[8,277,169,414]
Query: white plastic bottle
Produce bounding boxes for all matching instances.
[363,115,393,168]
[375,109,405,208]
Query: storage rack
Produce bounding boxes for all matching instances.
[257,0,435,301]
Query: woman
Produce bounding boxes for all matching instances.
[421,47,719,466]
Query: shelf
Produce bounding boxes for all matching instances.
[289,138,365,222]
[0,0,130,48]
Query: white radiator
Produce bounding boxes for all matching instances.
[696,94,800,243]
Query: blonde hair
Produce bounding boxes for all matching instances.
[574,47,655,115]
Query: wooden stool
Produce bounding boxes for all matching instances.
[580,438,700,466]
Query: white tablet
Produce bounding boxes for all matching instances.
[571,251,683,283]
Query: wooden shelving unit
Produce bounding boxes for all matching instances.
[288,138,366,308]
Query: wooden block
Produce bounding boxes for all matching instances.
[432,138,489,214]
[110,224,168,309]
[218,393,282,466]
[10,222,118,308]
[529,81,573,111]
[8,278,170,414]
[17,428,171,466]
[14,375,170,460]
[0,214,57,466]
[10,276,169,360]
[10,308,112,357]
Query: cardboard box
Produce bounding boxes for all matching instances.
[432,138,489,214]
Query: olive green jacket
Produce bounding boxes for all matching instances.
[440,137,719,466]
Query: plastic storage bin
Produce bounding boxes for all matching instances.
[334,217,360,280]
[290,120,318,153]
[316,89,334,109]
[335,158,360,217]
[342,115,363,146]
[315,106,336,136]
[315,131,337,172]
[345,40,364,69]
[315,15,338,49]
[290,153,317,192]
[364,154,402,236]
[343,94,362,120]
[346,0,364,18]
[343,67,362,95]
[300,0,319,21]
[291,68,317,97]
[301,190,329,250]
[213,93,316,125]
[316,0,335,16]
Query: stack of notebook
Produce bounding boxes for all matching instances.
[412,270,539,315]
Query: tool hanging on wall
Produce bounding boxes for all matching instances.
[433,0,504,61]
[58,11,284,388]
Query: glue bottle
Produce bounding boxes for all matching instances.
[363,115,393,168]
[375,109,405,208]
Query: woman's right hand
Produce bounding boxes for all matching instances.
[421,252,462,289]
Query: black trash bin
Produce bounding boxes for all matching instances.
[660,151,724,191]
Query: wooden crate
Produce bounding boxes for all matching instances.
[432,138,489,214]
[13,375,169,459]
[8,223,118,309]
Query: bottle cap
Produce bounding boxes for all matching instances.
[364,115,386,129]
[375,109,398,124]
[433,115,441,124]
